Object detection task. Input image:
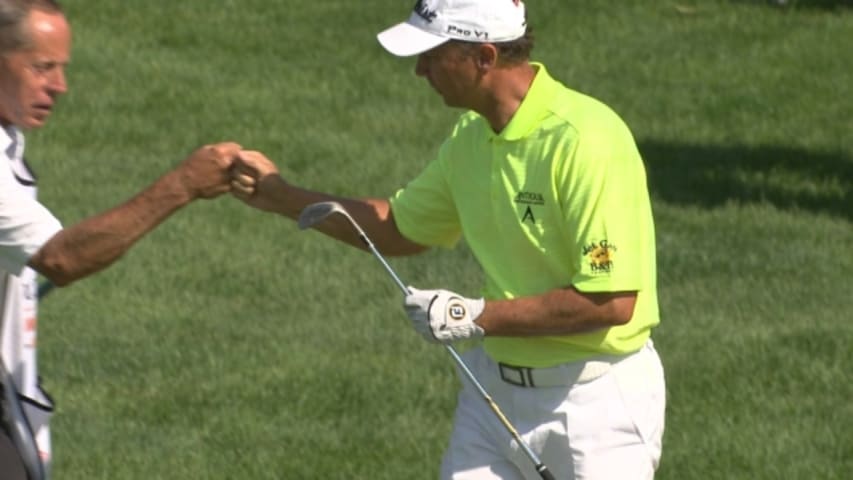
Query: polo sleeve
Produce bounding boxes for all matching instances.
[0,168,62,275]
[559,114,651,293]
[389,143,462,249]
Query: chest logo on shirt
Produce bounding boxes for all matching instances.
[514,191,544,224]
[583,240,617,274]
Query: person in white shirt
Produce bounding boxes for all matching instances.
[0,1,241,478]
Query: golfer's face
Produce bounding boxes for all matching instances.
[0,10,70,130]
[415,42,479,108]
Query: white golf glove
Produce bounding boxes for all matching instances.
[404,287,485,344]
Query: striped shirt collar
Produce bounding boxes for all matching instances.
[1,125,35,185]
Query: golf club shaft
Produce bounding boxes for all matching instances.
[354,232,556,480]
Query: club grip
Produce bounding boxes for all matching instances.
[537,466,556,480]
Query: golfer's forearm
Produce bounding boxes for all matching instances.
[477,287,637,336]
[29,173,191,286]
[276,185,425,256]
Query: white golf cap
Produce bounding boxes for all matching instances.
[377,0,527,57]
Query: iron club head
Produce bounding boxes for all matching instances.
[296,200,407,293]
[297,201,348,230]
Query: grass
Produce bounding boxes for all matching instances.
[21,1,852,478]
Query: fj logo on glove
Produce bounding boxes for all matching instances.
[448,301,466,320]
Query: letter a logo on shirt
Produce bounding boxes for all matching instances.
[521,206,536,224]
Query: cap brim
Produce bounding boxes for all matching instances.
[377,22,450,57]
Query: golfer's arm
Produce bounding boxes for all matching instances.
[265,182,426,256]
[323,198,427,257]
[28,171,193,286]
[476,287,637,336]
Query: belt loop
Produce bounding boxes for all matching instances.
[525,367,535,388]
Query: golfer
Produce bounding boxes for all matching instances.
[0,1,240,478]
[231,0,665,478]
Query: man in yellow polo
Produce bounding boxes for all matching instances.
[231,0,665,478]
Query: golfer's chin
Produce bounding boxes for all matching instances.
[21,112,52,130]
[429,87,461,108]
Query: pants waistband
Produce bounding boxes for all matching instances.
[497,354,628,388]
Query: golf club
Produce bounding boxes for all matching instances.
[298,201,556,480]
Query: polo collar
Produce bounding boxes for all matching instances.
[492,62,560,142]
[1,125,14,159]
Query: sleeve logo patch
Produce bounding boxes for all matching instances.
[583,240,616,274]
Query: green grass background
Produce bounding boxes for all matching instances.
[24,0,852,478]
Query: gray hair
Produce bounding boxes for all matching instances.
[451,26,535,66]
[0,0,63,54]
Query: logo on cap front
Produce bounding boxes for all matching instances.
[413,0,437,23]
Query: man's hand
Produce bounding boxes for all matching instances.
[230,150,288,212]
[175,142,242,199]
[404,287,485,344]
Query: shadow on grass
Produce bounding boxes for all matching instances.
[639,140,853,221]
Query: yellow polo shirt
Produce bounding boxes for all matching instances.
[390,63,658,367]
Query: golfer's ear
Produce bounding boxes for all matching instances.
[476,44,498,69]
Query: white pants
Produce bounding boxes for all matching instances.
[441,341,666,480]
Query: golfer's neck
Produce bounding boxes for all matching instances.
[476,63,536,134]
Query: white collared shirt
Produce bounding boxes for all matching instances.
[0,126,62,275]
[1,125,62,469]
